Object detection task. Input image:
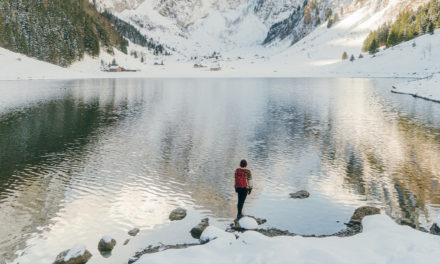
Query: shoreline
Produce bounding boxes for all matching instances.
[128,210,440,264]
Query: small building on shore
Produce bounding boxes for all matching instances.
[193,64,207,68]
[109,65,122,72]
[210,66,221,71]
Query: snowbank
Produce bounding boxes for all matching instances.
[200,226,235,243]
[134,215,440,264]
[0,47,84,81]
[393,74,440,103]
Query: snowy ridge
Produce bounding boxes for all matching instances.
[93,0,431,57]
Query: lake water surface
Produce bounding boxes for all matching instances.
[1,78,440,263]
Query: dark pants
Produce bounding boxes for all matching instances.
[236,188,248,218]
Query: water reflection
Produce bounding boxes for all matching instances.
[0,78,439,263]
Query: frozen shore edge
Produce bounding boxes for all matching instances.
[130,214,440,264]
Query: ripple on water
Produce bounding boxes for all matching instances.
[1,78,440,263]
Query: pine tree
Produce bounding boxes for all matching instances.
[358,54,363,59]
[327,19,334,28]
[427,21,434,34]
[362,0,440,50]
[315,17,321,26]
[369,39,378,54]
[350,54,355,62]
[342,51,348,60]
[386,29,399,47]
[325,8,332,21]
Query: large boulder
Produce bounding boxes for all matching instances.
[53,244,92,264]
[430,223,440,235]
[349,206,381,225]
[190,218,209,239]
[169,208,187,221]
[289,190,310,199]
[128,228,140,236]
[98,236,116,252]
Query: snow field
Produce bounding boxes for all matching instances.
[135,215,440,264]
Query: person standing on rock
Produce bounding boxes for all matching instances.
[235,159,253,219]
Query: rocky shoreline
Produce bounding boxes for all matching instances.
[51,204,440,264]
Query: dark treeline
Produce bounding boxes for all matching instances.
[0,0,128,66]
[102,11,168,55]
[363,0,440,53]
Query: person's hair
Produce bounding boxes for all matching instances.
[240,159,247,168]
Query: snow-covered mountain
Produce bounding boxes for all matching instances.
[92,0,431,58]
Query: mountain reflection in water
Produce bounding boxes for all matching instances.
[0,78,439,263]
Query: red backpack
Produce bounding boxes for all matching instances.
[235,168,248,188]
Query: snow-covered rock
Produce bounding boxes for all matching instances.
[238,216,258,230]
[190,218,209,239]
[200,226,235,243]
[53,243,92,264]
[98,236,117,252]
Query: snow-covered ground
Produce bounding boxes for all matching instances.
[0,47,85,81]
[1,7,439,101]
[392,74,440,103]
[134,215,440,264]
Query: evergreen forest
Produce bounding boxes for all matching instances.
[363,0,440,53]
[0,0,128,66]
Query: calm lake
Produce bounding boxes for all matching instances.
[1,78,440,263]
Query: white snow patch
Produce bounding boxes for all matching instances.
[134,215,440,264]
[64,243,86,262]
[0,47,84,81]
[393,74,440,102]
[101,235,113,243]
[200,226,235,243]
[238,217,258,230]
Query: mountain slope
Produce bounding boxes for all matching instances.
[0,0,128,66]
[93,0,433,58]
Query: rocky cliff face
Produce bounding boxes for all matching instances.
[93,0,145,12]
[263,0,431,45]
[92,0,431,53]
